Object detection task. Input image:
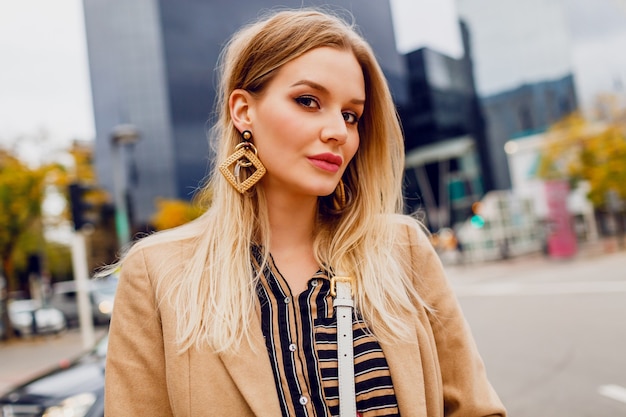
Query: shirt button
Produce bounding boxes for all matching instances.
[283,297,291,304]
[289,343,297,352]
[299,396,308,405]
[311,279,318,287]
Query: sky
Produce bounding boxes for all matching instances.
[563,0,626,110]
[0,0,94,159]
[389,0,462,56]
[1,0,625,156]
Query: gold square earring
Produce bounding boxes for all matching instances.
[219,130,266,193]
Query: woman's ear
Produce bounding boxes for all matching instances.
[229,89,254,132]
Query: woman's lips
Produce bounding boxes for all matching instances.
[308,153,343,173]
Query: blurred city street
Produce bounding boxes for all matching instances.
[0,327,107,395]
[1,242,624,416]
[447,241,626,416]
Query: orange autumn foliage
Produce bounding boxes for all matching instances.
[151,198,206,231]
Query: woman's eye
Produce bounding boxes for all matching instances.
[343,112,359,125]
[295,96,319,108]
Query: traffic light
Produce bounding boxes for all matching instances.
[470,214,486,229]
[69,182,97,231]
[470,201,486,229]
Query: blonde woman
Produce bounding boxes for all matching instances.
[104,8,506,417]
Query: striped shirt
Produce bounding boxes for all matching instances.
[254,254,400,417]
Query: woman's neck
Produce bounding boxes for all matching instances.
[265,190,320,294]
[266,191,317,250]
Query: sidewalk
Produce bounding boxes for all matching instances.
[440,238,626,268]
[0,327,107,394]
[443,238,624,282]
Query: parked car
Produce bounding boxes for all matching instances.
[0,333,108,417]
[8,299,67,337]
[48,276,118,326]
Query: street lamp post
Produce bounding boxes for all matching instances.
[110,124,140,249]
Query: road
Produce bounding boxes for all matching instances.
[0,244,625,416]
[446,248,626,416]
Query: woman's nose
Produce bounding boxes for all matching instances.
[320,112,349,144]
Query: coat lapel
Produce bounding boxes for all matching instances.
[218,320,282,417]
[381,330,429,417]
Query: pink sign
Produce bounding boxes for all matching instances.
[544,180,577,258]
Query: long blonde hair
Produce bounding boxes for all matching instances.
[125,8,426,352]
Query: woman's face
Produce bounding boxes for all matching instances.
[243,47,365,200]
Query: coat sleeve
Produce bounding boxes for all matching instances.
[105,247,174,417]
[407,225,507,417]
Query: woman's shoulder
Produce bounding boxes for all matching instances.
[123,227,201,273]
[385,213,432,246]
[384,214,441,274]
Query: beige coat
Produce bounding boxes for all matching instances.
[105,227,506,416]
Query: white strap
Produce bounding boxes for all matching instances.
[332,276,356,417]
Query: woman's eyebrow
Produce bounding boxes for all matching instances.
[290,79,327,92]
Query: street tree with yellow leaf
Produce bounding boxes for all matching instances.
[0,150,63,288]
[538,113,626,208]
[0,149,67,339]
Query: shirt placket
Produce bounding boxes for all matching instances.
[271,276,313,416]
